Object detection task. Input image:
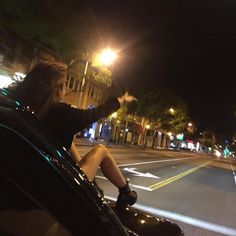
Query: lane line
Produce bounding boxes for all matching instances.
[97,159,207,192]
[232,171,236,185]
[105,195,236,236]
[149,161,212,190]
[117,157,196,167]
[230,163,236,185]
[130,184,153,191]
[96,175,153,191]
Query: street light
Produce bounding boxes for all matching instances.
[77,48,118,108]
[169,108,175,114]
[187,122,194,134]
[111,112,118,118]
[98,48,117,66]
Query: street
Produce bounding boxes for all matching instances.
[78,145,236,236]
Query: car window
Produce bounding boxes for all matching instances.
[0,175,72,236]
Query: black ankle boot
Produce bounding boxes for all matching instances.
[116,181,137,209]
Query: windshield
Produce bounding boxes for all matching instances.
[1,1,235,235]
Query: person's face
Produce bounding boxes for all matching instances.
[53,74,66,102]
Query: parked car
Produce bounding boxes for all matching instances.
[0,88,184,236]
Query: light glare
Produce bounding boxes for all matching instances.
[0,75,14,88]
[99,49,117,66]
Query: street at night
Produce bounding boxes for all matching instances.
[1,1,236,235]
[78,145,236,236]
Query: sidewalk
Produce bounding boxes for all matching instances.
[74,138,138,149]
[74,138,200,151]
[74,138,206,151]
[74,138,105,146]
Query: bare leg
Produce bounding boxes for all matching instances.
[78,144,126,188]
[69,142,82,163]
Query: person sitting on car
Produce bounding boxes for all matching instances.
[8,61,137,209]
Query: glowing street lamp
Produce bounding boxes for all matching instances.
[97,48,117,66]
[169,108,175,114]
[77,48,118,107]
[187,122,195,134]
[111,112,118,118]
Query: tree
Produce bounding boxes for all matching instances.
[161,105,190,135]
[127,87,191,147]
[128,90,165,122]
[199,130,216,148]
[0,0,112,86]
[230,134,236,153]
[128,88,190,133]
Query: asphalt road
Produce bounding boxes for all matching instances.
[77,146,236,236]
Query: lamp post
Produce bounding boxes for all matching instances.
[77,60,89,108]
[142,124,150,148]
[77,48,117,108]
[110,112,118,142]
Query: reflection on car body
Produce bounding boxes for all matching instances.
[0,88,184,236]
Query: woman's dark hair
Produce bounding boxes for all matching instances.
[10,61,67,112]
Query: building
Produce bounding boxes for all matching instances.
[0,29,111,140]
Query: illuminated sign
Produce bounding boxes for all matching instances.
[176,133,184,141]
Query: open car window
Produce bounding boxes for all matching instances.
[0,176,72,236]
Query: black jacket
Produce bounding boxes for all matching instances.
[42,97,120,149]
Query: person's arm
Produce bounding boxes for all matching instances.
[64,96,120,132]
[63,92,137,134]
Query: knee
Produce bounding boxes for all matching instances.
[94,144,109,156]
[96,144,106,150]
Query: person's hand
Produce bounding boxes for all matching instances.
[118,92,138,106]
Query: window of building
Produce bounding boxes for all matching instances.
[91,86,94,99]
[66,74,70,87]
[74,79,79,91]
[68,76,75,89]
[77,81,82,91]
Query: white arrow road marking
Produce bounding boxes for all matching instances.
[123,167,160,179]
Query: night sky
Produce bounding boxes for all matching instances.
[81,0,236,138]
[2,0,236,138]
